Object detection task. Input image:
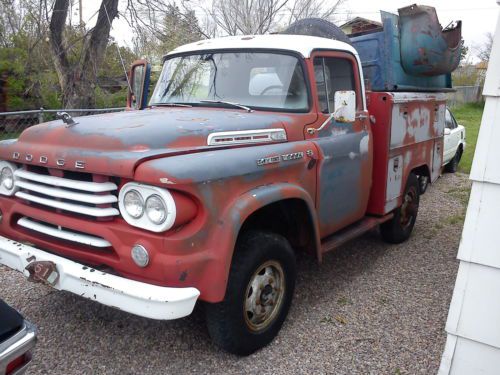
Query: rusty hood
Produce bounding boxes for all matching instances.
[0,108,288,178]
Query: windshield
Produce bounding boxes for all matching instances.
[149,52,309,112]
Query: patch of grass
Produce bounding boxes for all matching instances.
[423,228,439,239]
[423,222,445,239]
[337,296,350,306]
[320,316,334,324]
[320,315,348,325]
[379,296,389,305]
[449,102,484,174]
[446,214,465,226]
[335,315,347,325]
[446,186,472,207]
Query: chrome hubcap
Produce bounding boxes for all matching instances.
[244,260,285,332]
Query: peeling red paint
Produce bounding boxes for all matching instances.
[0,54,445,305]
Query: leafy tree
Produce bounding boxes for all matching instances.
[475,32,493,62]
[48,0,121,108]
[460,38,469,64]
[159,5,203,53]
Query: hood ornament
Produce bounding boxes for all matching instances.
[56,111,78,127]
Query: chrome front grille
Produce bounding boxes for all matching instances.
[18,217,112,248]
[14,169,119,218]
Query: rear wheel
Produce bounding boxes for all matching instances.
[445,147,462,173]
[418,175,429,194]
[282,18,352,45]
[205,231,296,356]
[380,173,420,244]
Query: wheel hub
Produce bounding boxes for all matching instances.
[400,187,418,228]
[244,260,285,332]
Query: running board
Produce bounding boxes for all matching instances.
[321,214,393,254]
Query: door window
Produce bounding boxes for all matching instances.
[313,57,355,113]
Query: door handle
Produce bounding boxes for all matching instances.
[356,114,368,120]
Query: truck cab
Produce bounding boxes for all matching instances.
[0,34,445,355]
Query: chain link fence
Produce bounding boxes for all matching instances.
[0,107,125,140]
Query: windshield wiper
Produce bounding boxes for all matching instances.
[151,103,192,108]
[199,100,253,113]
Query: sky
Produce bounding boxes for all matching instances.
[79,0,500,60]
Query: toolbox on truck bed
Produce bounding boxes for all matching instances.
[367,91,446,215]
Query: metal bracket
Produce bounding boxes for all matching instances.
[56,111,78,127]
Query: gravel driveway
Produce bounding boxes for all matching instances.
[0,173,470,375]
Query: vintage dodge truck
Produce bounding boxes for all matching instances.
[0,29,451,354]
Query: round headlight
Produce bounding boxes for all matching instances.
[146,194,167,224]
[1,167,14,190]
[123,190,144,218]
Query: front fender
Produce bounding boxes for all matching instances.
[206,182,321,301]
[133,142,318,302]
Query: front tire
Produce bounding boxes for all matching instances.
[205,231,296,356]
[380,173,420,244]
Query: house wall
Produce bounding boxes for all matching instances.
[439,3,500,373]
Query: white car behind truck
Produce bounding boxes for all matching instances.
[443,107,466,173]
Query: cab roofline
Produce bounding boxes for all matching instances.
[164,34,359,59]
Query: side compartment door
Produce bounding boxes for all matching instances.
[309,52,373,237]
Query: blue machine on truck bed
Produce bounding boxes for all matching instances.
[350,4,461,91]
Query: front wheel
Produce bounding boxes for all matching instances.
[205,231,296,356]
[380,173,420,244]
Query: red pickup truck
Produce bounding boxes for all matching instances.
[0,34,446,355]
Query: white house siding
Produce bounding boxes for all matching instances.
[439,3,500,374]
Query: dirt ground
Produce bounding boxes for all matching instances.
[0,173,470,375]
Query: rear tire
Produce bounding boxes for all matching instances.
[205,231,296,356]
[282,18,352,45]
[418,175,429,194]
[445,147,462,173]
[380,173,420,244]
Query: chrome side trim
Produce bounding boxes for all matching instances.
[18,217,112,248]
[16,180,117,205]
[14,170,117,193]
[207,128,287,146]
[15,192,119,217]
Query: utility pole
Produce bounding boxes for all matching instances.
[79,0,83,27]
[439,1,500,373]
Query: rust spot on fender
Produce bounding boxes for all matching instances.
[179,270,188,282]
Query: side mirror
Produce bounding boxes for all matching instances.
[444,128,451,136]
[333,90,356,123]
[127,59,151,110]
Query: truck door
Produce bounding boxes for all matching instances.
[309,52,373,237]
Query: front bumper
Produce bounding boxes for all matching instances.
[0,321,36,375]
[0,235,200,320]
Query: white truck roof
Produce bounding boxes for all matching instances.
[167,34,359,59]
